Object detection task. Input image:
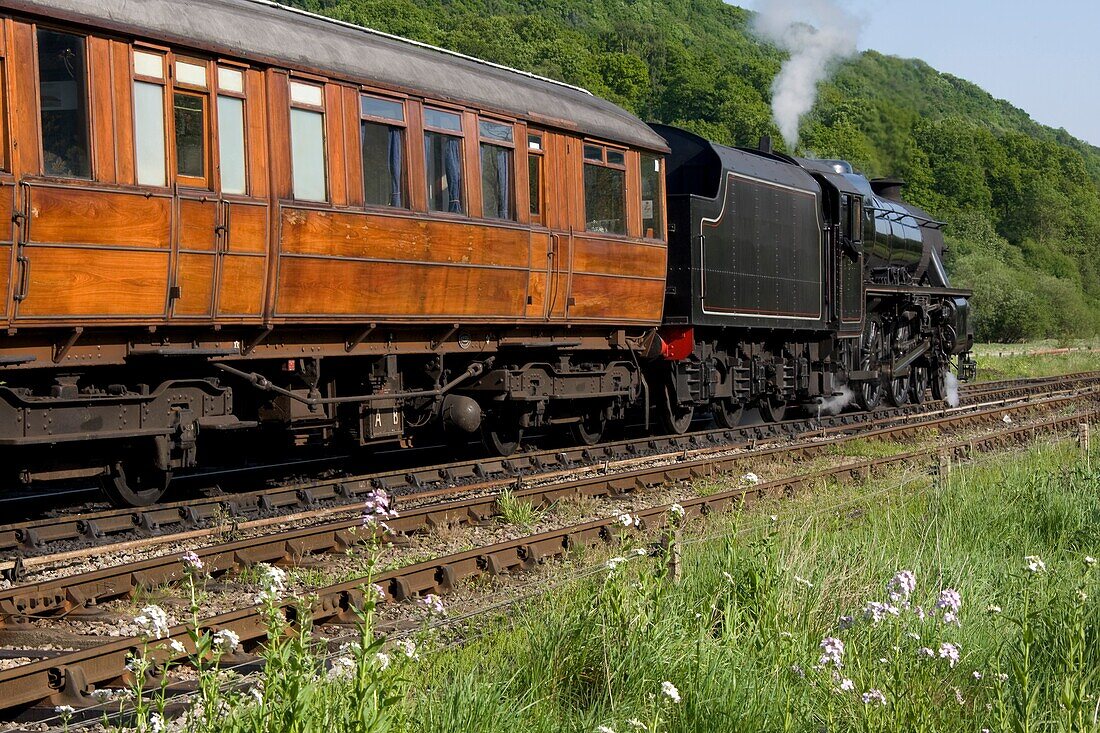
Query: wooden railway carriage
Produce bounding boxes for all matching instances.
[0,0,672,504]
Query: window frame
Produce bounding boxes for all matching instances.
[215,62,249,196]
[288,78,328,203]
[581,141,629,237]
[422,105,467,216]
[527,131,545,226]
[359,92,408,210]
[639,153,665,242]
[131,46,169,188]
[171,57,212,189]
[36,25,93,180]
[477,116,517,222]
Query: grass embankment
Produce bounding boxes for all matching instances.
[101,440,1100,733]
[973,339,1100,382]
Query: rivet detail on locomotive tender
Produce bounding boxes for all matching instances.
[0,0,973,506]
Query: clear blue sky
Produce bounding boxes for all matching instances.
[734,0,1100,147]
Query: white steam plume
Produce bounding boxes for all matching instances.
[751,0,862,150]
[816,385,854,418]
[942,371,960,408]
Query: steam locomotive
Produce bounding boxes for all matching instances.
[0,0,974,507]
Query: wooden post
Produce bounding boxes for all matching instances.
[1080,423,1090,470]
[668,525,682,585]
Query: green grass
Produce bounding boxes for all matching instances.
[496,488,548,528]
[973,339,1100,382]
[105,440,1100,733]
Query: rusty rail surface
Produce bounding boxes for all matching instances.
[3,371,1096,560]
[0,400,1094,717]
[0,389,1091,624]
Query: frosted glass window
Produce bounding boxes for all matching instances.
[175,61,207,88]
[217,67,244,93]
[218,96,246,194]
[290,81,323,107]
[133,51,164,79]
[291,107,325,201]
[134,81,167,186]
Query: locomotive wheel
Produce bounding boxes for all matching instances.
[909,365,929,405]
[856,317,885,412]
[659,384,694,435]
[931,365,949,403]
[758,395,788,423]
[712,398,744,429]
[885,371,909,407]
[100,456,172,507]
[482,411,523,457]
[570,407,607,446]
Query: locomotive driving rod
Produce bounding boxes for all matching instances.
[211,359,491,407]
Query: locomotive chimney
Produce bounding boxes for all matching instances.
[758,135,773,154]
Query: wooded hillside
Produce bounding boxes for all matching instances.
[290,0,1100,341]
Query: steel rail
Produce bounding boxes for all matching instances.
[0,406,1093,717]
[3,371,1095,559]
[0,389,1092,628]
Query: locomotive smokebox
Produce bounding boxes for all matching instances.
[442,395,482,433]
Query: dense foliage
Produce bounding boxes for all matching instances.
[290,0,1100,341]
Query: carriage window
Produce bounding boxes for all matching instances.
[174,93,206,180]
[583,144,626,235]
[37,29,90,178]
[479,120,514,221]
[289,81,326,202]
[528,133,544,223]
[134,80,167,186]
[424,108,464,214]
[361,94,406,208]
[217,67,246,195]
[640,154,664,239]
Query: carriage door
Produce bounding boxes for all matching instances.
[170,60,266,321]
[541,131,574,319]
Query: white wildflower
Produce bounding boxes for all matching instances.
[938,642,961,668]
[1085,556,1097,567]
[861,689,887,706]
[973,671,983,680]
[400,639,418,659]
[769,514,778,522]
[633,548,648,556]
[790,664,805,678]
[1025,555,1046,573]
[742,472,760,484]
[606,556,627,571]
[418,593,446,617]
[617,513,633,527]
[150,713,166,733]
[55,705,75,716]
[819,636,844,669]
[213,629,240,654]
[134,605,171,640]
[597,726,617,733]
[668,503,686,522]
[863,601,899,625]
[370,583,387,604]
[255,563,288,602]
[250,687,263,705]
[987,604,1002,614]
[375,652,391,670]
[995,673,1009,683]
[906,632,921,641]
[1002,414,1013,424]
[886,570,916,601]
[168,639,186,655]
[181,550,205,572]
[917,647,935,658]
[328,655,356,679]
[936,588,961,614]
[838,678,855,692]
[661,680,682,703]
[627,720,648,730]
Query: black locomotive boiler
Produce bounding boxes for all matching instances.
[650,125,975,431]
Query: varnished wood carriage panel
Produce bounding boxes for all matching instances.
[178,198,219,252]
[279,208,532,269]
[17,247,169,317]
[567,273,664,322]
[275,256,528,318]
[217,254,266,316]
[173,252,216,316]
[27,186,171,248]
[571,235,666,280]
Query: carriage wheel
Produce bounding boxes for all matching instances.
[570,407,607,446]
[758,395,788,423]
[712,398,744,429]
[659,383,694,435]
[482,411,523,457]
[100,454,172,507]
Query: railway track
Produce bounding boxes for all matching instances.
[3,370,1095,564]
[0,382,1094,721]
